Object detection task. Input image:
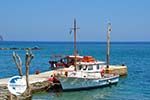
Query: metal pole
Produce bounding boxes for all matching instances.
[106,23,111,68]
[74,19,77,70]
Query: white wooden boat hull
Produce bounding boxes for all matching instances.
[58,75,119,91]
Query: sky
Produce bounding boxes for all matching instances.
[0,0,150,41]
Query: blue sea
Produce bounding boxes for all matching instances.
[0,41,150,100]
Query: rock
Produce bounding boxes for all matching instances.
[0,80,53,99]
[31,81,52,93]
[0,86,9,100]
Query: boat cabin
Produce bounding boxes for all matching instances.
[49,55,98,69]
[76,61,106,72]
[66,61,106,79]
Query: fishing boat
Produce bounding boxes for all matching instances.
[54,59,119,91]
[48,19,121,91]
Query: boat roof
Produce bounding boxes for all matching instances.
[77,61,105,65]
[67,55,84,58]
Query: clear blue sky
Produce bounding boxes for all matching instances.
[0,0,150,41]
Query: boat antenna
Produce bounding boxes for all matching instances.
[106,22,112,68]
[70,18,80,70]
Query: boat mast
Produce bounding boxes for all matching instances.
[106,23,112,68]
[69,18,80,70]
[71,18,79,70]
[74,19,77,70]
[74,19,77,59]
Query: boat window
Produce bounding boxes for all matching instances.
[83,65,87,70]
[88,65,93,70]
[97,64,99,70]
[78,65,82,70]
[62,58,67,64]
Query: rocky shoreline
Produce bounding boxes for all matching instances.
[0,80,57,100]
[0,85,9,100]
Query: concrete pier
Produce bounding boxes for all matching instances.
[0,70,54,86]
[105,65,128,76]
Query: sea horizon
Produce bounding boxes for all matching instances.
[1,40,150,43]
